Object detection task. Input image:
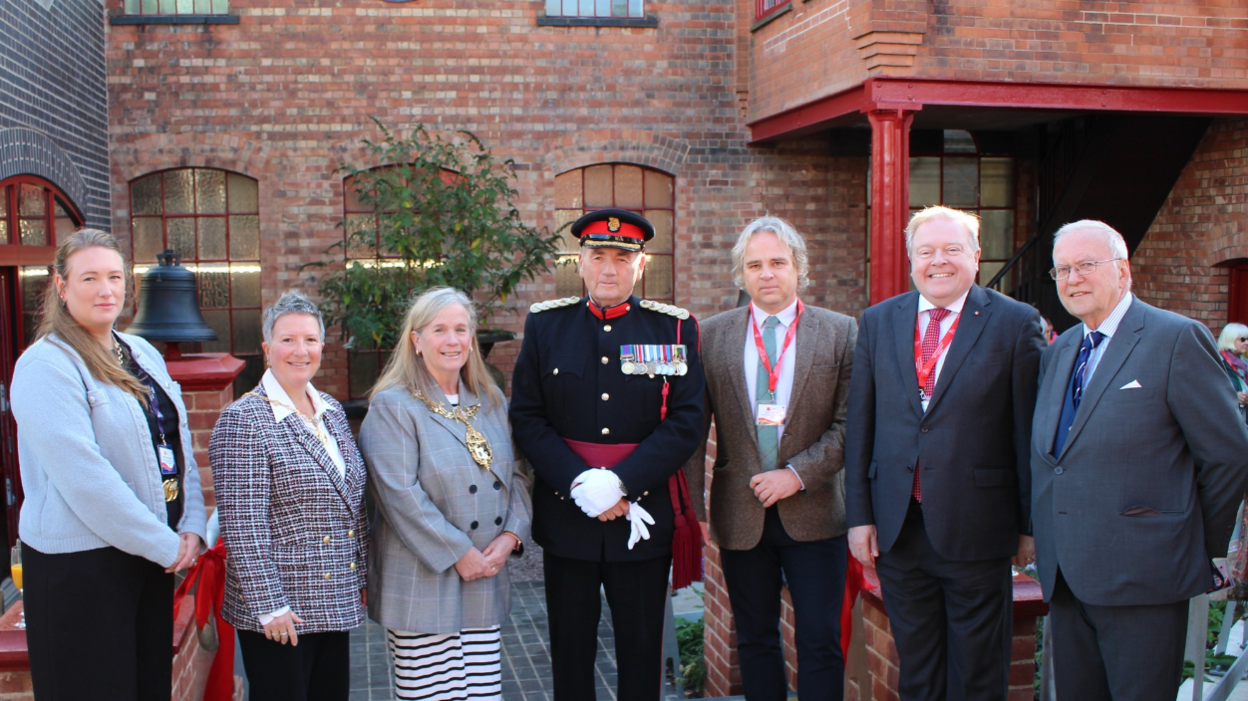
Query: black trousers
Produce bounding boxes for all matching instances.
[874,502,1012,701]
[720,507,847,701]
[543,552,672,701]
[1049,569,1188,701]
[24,544,173,701]
[237,629,351,701]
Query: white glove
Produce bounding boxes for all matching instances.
[626,502,655,550]
[570,468,625,518]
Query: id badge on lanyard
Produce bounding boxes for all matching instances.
[752,301,803,427]
[146,383,177,477]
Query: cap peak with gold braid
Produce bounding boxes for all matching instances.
[639,299,690,320]
[571,208,655,252]
[529,297,581,314]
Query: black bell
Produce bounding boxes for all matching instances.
[126,249,218,358]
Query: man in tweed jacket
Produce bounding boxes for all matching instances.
[683,217,855,701]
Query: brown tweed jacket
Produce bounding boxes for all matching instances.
[682,303,856,551]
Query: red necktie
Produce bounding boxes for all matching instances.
[913,307,951,503]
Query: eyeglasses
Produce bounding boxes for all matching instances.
[1239,337,1248,342]
[1048,258,1123,281]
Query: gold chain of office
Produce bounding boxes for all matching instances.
[413,391,494,473]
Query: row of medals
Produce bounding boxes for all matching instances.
[626,300,690,377]
[621,348,688,377]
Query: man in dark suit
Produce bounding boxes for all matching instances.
[1031,220,1248,700]
[844,206,1045,701]
[683,216,856,701]
[511,208,706,701]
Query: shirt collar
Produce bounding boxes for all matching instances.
[751,297,799,328]
[917,288,971,316]
[260,369,328,424]
[1084,292,1133,340]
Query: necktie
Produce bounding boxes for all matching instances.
[756,315,781,471]
[913,307,951,503]
[1052,331,1106,456]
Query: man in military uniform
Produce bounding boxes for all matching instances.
[511,208,706,701]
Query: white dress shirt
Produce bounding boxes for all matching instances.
[1082,292,1134,383]
[257,369,346,624]
[742,299,805,489]
[917,289,970,412]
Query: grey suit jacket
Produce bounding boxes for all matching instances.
[1031,296,1248,606]
[683,304,856,551]
[360,384,532,635]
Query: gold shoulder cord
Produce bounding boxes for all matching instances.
[413,391,494,473]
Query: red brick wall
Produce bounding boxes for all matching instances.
[106,2,872,396]
[1132,117,1248,332]
[749,1,1248,123]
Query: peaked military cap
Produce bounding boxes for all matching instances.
[570,209,655,252]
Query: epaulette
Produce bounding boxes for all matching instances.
[639,299,691,320]
[529,297,581,313]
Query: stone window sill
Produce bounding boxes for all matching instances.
[110,14,240,25]
[750,3,791,32]
[537,14,658,28]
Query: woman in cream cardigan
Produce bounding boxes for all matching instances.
[12,228,206,699]
[360,287,531,701]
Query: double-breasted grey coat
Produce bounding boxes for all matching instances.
[360,384,532,635]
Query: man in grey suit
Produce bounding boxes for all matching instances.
[684,216,856,701]
[845,206,1045,701]
[1031,220,1248,700]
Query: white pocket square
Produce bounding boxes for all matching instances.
[1119,380,1143,389]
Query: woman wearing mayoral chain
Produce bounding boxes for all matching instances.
[359,287,531,701]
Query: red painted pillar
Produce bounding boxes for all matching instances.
[867,108,918,304]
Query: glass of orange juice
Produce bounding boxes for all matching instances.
[10,541,22,629]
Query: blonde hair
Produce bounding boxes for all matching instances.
[905,206,981,254]
[1219,323,1248,354]
[369,287,501,410]
[37,228,149,406]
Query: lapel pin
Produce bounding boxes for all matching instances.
[974,311,980,316]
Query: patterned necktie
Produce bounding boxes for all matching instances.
[756,315,781,471]
[913,307,951,503]
[1052,331,1106,456]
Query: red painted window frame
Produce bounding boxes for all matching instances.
[754,0,790,23]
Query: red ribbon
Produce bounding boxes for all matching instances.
[174,541,234,701]
[913,311,960,397]
[750,300,804,394]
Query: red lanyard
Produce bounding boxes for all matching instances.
[751,300,804,394]
[913,310,960,394]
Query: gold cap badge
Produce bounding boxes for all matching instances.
[607,217,620,232]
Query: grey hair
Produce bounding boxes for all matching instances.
[1053,220,1129,260]
[905,206,981,254]
[730,216,810,292]
[262,291,326,344]
[1218,323,1248,353]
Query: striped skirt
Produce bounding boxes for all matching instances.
[387,626,503,701]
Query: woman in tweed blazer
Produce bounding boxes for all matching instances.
[360,287,531,701]
[210,292,369,701]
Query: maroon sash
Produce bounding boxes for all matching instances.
[563,438,704,590]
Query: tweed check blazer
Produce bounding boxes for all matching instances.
[209,384,370,634]
[682,304,857,551]
[360,384,531,636]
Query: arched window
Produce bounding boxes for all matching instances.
[553,164,676,303]
[0,176,84,347]
[339,165,490,399]
[129,168,262,394]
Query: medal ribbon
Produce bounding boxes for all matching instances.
[750,299,804,394]
[913,311,961,395]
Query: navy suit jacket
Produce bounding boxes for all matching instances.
[844,285,1045,561]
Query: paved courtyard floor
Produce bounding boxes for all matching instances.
[348,580,685,701]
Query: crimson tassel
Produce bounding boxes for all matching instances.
[668,470,703,591]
